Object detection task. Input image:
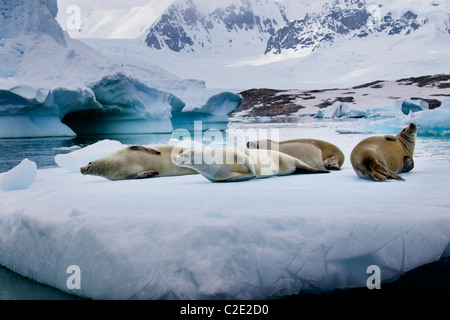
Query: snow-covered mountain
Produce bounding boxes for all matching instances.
[141,0,449,55]
[144,0,292,53]
[58,0,449,57]
[265,0,449,55]
[56,0,175,39]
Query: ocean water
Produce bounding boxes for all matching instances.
[0,134,174,173]
[0,128,449,300]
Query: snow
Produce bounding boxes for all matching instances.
[0,158,37,191]
[71,0,450,92]
[0,124,449,300]
[80,27,450,93]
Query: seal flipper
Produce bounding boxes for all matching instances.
[293,159,330,174]
[323,158,341,171]
[221,176,255,182]
[384,135,397,141]
[129,145,161,155]
[128,171,159,179]
[370,163,405,182]
[402,156,414,173]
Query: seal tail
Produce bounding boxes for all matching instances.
[369,162,405,182]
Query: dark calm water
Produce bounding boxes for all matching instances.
[1,132,449,300]
[0,134,174,173]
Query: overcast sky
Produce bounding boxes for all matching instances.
[57,0,151,10]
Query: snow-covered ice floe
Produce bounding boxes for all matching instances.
[0,138,449,300]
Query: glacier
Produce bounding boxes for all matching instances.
[0,0,243,138]
[0,125,449,300]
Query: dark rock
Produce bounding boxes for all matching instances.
[233,89,305,117]
[410,97,442,110]
[352,80,385,89]
[396,74,450,87]
[336,96,355,103]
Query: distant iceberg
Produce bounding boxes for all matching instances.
[315,101,366,119]
[401,99,429,115]
[412,99,450,136]
[351,99,450,136]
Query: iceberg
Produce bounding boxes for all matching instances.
[365,100,405,119]
[0,0,242,138]
[172,92,243,131]
[59,73,177,135]
[315,101,366,119]
[0,0,65,46]
[352,99,450,136]
[401,100,429,115]
[412,99,450,136]
[0,89,76,138]
[0,114,75,139]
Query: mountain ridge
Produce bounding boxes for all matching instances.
[142,0,449,55]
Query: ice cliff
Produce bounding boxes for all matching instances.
[0,0,242,138]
